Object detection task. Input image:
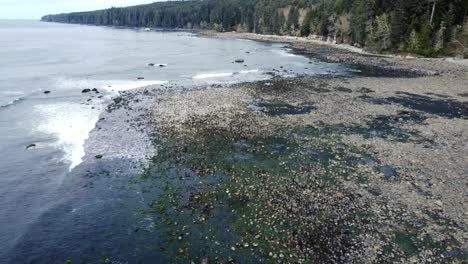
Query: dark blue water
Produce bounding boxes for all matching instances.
[0,20,350,263]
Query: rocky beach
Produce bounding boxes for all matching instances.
[4,0,466,262]
[75,33,468,263]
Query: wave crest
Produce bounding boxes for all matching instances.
[0,97,25,108]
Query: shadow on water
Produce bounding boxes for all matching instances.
[369,92,468,119]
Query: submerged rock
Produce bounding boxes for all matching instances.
[81,89,91,93]
[234,59,245,63]
[25,144,36,150]
[148,63,155,66]
[95,154,103,159]
[43,90,51,94]
[380,165,397,178]
[113,97,122,104]
[137,77,145,80]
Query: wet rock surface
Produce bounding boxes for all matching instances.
[55,43,467,263]
[371,92,468,119]
[133,60,467,262]
[246,99,315,116]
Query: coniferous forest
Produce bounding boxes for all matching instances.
[42,0,467,56]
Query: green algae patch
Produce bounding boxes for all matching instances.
[119,75,466,263]
[394,231,419,257]
[335,86,353,93]
[134,123,380,263]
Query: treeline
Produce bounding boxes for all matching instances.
[42,0,468,56]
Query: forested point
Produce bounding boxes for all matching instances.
[42,0,468,57]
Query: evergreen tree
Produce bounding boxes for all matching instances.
[300,10,313,36]
[368,13,392,51]
[391,0,404,45]
[286,7,299,33]
[41,0,467,56]
[350,0,368,45]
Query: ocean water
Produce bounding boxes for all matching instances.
[0,20,349,263]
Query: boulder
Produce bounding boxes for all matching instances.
[81,89,91,93]
[113,97,122,104]
[43,90,51,94]
[234,59,244,63]
[137,77,145,80]
[92,88,99,93]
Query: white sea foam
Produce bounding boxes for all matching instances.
[235,38,254,42]
[35,102,102,171]
[33,78,168,171]
[193,72,234,79]
[0,97,25,108]
[0,91,26,108]
[54,78,168,93]
[272,49,298,57]
[239,69,260,74]
[193,69,260,79]
[102,80,168,92]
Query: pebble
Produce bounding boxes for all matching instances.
[336,192,345,199]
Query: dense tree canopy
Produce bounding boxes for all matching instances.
[42,0,467,56]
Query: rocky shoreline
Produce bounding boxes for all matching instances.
[85,39,467,263]
[199,30,468,76]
